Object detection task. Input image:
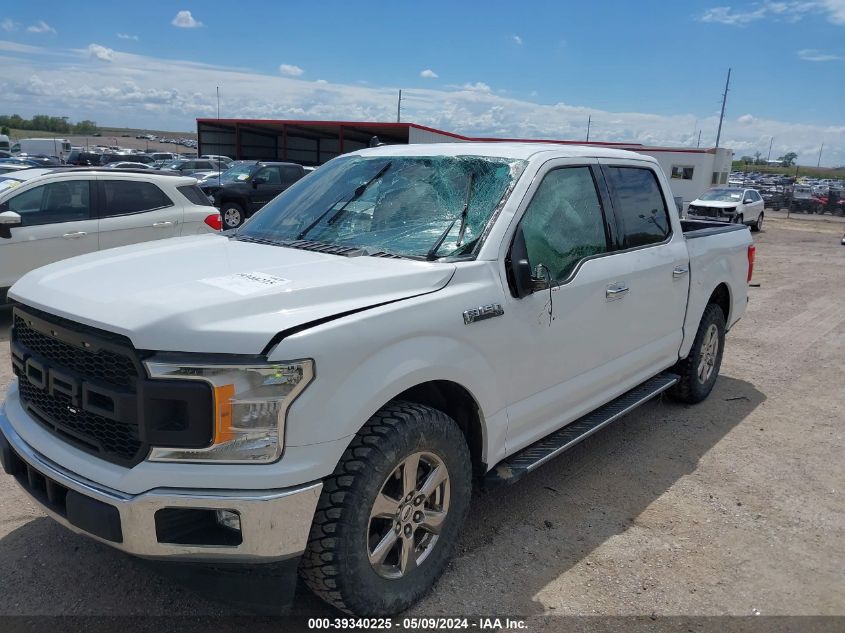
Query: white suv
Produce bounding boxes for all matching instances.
[0,168,221,303]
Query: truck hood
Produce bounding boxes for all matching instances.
[9,234,455,355]
[690,199,741,209]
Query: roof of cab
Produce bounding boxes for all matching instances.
[354,141,658,163]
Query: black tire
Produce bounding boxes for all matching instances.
[668,303,726,404]
[221,202,245,229]
[300,401,472,616]
[751,212,763,232]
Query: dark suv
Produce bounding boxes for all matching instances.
[67,151,102,166]
[207,161,306,229]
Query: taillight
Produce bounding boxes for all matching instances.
[747,244,756,282]
[204,213,222,231]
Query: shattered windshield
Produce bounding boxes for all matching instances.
[235,154,526,259]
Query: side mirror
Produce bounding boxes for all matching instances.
[507,227,539,298]
[744,198,753,204]
[0,209,21,239]
[252,177,267,188]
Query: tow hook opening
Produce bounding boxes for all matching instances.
[154,508,242,547]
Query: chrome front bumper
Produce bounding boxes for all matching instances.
[0,408,322,563]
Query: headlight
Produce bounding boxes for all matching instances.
[144,359,314,463]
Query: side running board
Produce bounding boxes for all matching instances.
[485,373,679,487]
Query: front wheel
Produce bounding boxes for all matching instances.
[669,303,726,404]
[300,402,472,615]
[221,202,245,229]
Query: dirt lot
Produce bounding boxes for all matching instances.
[0,214,842,622]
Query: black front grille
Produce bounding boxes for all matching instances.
[17,375,143,460]
[11,307,147,466]
[13,315,137,388]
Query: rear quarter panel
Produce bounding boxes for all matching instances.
[681,226,752,357]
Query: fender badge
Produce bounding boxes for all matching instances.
[463,304,504,325]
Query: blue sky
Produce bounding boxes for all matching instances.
[1,1,844,164]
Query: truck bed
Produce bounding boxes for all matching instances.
[681,219,749,238]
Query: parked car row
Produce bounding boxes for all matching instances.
[0,168,221,304]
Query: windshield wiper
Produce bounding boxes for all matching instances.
[425,173,474,261]
[327,161,392,226]
[296,161,392,240]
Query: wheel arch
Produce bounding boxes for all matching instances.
[708,282,731,324]
[393,380,487,476]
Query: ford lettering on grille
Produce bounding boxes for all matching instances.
[11,344,128,422]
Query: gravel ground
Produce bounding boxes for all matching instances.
[0,214,842,622]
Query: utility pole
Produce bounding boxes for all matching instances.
[586,115,591,142]
[397,90,402,123]
[767,136,773,162]
[817,143,824,168]
[216,86,220,119]
[692,118,698,146]
[715,67,731,148]
[697,130,701,148]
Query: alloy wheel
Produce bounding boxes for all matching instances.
[697,323,719,383]
[367,451,450,580]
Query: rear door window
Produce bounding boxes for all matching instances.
[604,167,671,248]
[281,165,303,185]
[99,180,173,217]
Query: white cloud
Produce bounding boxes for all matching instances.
[512,34,523,45]
[737,114,757,124]
[798,48,843,60]
[818,0,845,23]
[460,82,492,93]
[117,33,139,41]
[0,42,842,166]
[27,20,56,34]
[420,69,438,79]
[279,63,304,77]
[699,1,845,26]
[1,18,18,32]
[171,10,202,28]
[315,79,328,84]
[87,43,115,62]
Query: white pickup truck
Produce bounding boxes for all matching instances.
[0,143,754,615]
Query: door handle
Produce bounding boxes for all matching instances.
[673,266,690,278]
[606,283,629,301]
[62,232,87,239]
[152,221,174,228]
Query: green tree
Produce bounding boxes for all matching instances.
[740,155,755,163]
[754,151,762,165]
[72,120,98,134]
[0,126,9,136]
[778,152,798,167]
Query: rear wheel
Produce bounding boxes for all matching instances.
[300,402,472,616]
[751,212,764,232]
[221,202,245,229]
[669,303,726,404]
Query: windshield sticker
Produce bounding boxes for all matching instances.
[200,272,291,295]
[0,180,21,193]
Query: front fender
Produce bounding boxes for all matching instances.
[271,266,511,466]
[283,333,505,459]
